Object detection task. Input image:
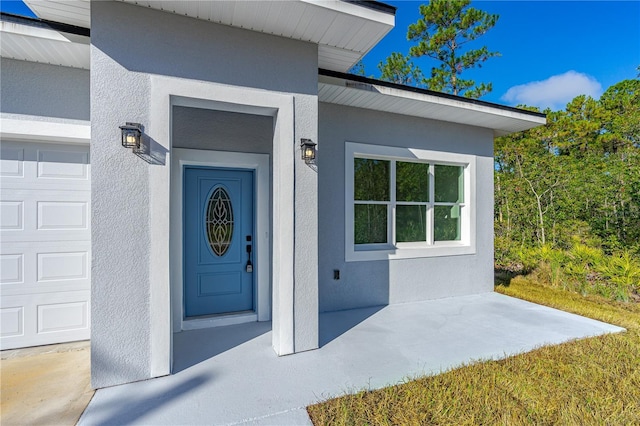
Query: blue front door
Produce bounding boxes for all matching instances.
[184,167,254,317]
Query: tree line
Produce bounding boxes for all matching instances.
[494,79,640,257]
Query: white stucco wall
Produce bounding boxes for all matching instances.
[91,1,318,388]
[318,102,495,312]
[0,58,89,121]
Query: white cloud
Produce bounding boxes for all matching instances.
[501,71,603,111]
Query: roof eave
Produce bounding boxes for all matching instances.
[1,13,90,69]
[318,69,546,137]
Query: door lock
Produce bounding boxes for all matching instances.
[246,237,253,273]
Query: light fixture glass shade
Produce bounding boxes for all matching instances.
[301,139,316,163]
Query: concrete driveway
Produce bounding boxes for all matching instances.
[1,341,93,426]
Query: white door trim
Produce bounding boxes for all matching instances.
[170,148,270,332]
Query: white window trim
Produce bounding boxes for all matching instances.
[345,142,476,262]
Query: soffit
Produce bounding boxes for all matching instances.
[318,74,546,137]
[0,19,89,69]
[23,0,90,28]
[23,0,395,72]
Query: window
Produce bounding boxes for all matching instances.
[354,159,464,245]
[346,142,476,261]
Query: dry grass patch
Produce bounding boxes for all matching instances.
[307,279,640,425]
[497,275,640,332]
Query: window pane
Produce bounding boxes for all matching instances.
[434,205,461,241]
[435,165,463,203]
[354,158,390,201]
[355,204,387,244]
[396,162,429,202]
[396,205,427,242]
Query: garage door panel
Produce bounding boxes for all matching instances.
[1,140,89,185]
[1,306,24,337]
[1,189,90,242]
[1,242,90,295]
[1,302,34,343]
[1,290,90,350]
[0,253,24,284]
[0,141,90,349]
[38,301,88,333]
[0,200,24,230]
[38,251,88,282]
[0,146,24,177]
[38,200,89,230]
[37,149,89,180]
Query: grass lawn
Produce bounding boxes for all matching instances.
[307,277,640,425]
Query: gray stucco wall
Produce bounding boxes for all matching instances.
[91,1,318,388]
[0,58,89,120]
[318,102,495,312]
[93,2,316,95]
[172,107,273,154]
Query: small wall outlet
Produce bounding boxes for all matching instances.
[333,269,340,280]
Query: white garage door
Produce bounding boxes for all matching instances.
[1,140,90,350]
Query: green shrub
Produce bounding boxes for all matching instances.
[496,240,639,302]
[596,251,640,301]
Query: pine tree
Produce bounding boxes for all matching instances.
[407,0,499,98]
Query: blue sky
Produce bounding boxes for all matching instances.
[2,0,639,111]
[363,1,640,110]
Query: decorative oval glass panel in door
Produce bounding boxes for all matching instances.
[205,186,234,256]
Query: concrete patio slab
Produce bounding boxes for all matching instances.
[78,293,624,425]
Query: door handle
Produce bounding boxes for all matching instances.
[246,236,253,272]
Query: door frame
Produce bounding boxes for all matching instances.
[183,166,255,318]
[171,148,270,332]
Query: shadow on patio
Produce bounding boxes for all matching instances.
[172,321,272,373]
[319,305,385,346]
[172,304,386,373]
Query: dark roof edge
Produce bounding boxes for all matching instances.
[0,12,90,37]
[319,68,547,119]
[341,0,396,15]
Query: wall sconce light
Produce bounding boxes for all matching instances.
[120,122,152,161]
[301,138,316,164]
[120,122,142,149]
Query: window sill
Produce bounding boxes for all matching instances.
[347,242,476,262]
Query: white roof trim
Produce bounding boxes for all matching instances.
[318,74,546,136]
[0,117,91,144]
[302,0,394,26]
[1,19,70,41]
